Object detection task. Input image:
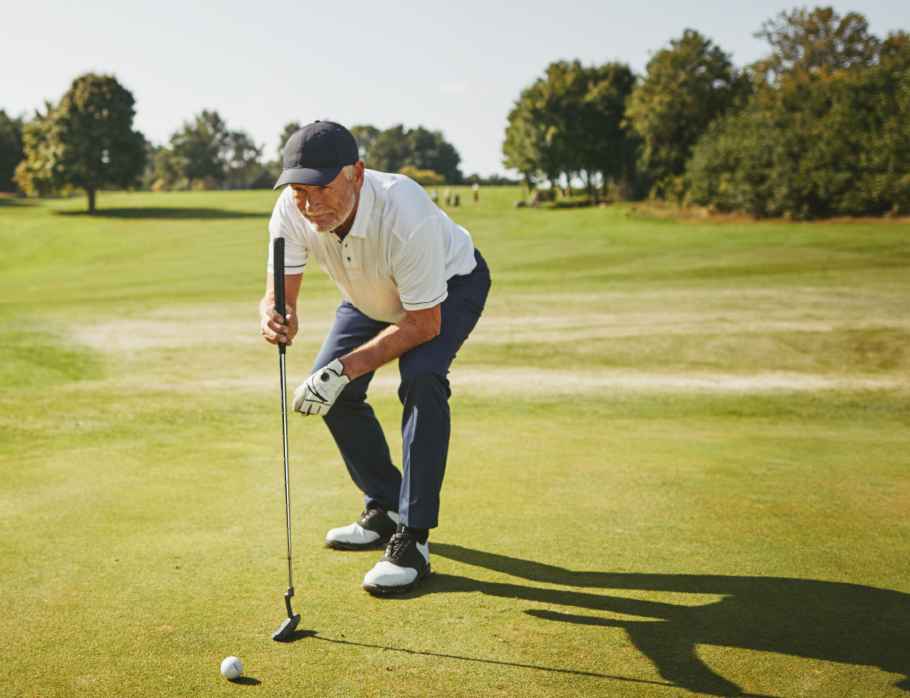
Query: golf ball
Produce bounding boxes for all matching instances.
[220,656,243,680]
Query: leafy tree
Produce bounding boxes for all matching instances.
[367,125,461,183]
[140,140,162,190]
[15,74,146,212]
[626,30,750,197]
[365,125,411,173]
[503,60,638,199]
[687,29,910,218]
[155,110,229,190]
[502,96,546,190]
[224,130,263,189]
[403,126,461,183]
[575,62,638,199]
[350,124,380,160]
[0,110,25,193]
[502,64,572,190]
[754,6,881,84]
[502,61,636,195]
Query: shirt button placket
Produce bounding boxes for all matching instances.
[343,240,359,277]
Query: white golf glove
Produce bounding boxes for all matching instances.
[293,359,350,416]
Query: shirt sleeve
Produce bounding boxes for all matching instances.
[266,190,308,274]
[391,217,449,311]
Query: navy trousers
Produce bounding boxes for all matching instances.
[311,249,490,529]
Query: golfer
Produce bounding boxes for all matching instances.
[259,121,490,594]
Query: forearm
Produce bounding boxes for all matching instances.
[260,274,299,318]
[342,311,439,380]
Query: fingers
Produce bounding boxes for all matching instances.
[292,384,306,412]
[261,305,294,346]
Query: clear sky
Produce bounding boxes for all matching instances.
[2,0,906,177]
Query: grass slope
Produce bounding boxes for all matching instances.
[1,189,908,697]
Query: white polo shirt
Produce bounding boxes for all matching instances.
[267,169,477,324]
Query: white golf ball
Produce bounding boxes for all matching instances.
[220,656,243,680]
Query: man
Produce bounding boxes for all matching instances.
[259,121,490,594]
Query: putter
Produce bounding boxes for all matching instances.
[271,237,301,642]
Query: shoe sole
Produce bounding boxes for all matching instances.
[361,565,432,595]
[325,535,392,552]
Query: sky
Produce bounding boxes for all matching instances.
[2,0,907,178]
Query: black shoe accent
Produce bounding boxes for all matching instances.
[324,508,398,551]
[361,532,431,595]
[397,523,429,545]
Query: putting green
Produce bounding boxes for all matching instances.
[1,189,908,697]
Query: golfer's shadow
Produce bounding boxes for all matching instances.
[428,543,910,697]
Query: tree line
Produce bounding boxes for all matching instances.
[503,6,910,217]
[0,81,469,213]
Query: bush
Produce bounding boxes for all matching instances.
[398,166,445,186]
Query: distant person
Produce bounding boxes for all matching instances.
[431,189,439,204]
[444,187,451,206]
[472,182,479,205]
[453,194,460,207]
[260,121,491,594]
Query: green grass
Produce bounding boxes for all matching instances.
[1,188,909,697]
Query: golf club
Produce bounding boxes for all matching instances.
[271,237,301,642]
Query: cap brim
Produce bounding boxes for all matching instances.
[273,166,343,189]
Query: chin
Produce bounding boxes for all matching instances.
[306,217,342,233]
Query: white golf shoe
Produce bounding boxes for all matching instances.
[325,508,399,551]
[361,532,431,594]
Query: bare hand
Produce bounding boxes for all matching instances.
[260,305,298,346]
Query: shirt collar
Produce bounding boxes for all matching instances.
[345,174,375,239]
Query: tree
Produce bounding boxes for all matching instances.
[626,30,750,197]
[502,62,578,190]
[367,125,462,183]
[155,110,229,190]
[350,124,380,160]
[574,62,638,199]
[686,28,910,218]
[366,125,410,173]
[140,140,162,190]
[754,6,881,84]
[224,130,263,189]
[502,96,546,191]
[0,110,24,193]
[15,74,146,212]
[503,60,638,199]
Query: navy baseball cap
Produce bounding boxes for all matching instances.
[273,121,360,189]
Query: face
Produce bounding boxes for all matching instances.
[289,165,362,233]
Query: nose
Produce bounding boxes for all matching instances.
[306,190,326,211]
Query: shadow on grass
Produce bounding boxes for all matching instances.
[0,197,35,207]
[229,677,262,685]
[309,633,679,689]
[55,208,269,220]
[407,544,910,697]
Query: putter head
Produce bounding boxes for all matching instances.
[271,613,301,642]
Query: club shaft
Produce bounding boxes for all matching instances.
[279,352,293,590]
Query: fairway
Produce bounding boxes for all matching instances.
[1,188,909,697]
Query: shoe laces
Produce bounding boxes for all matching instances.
[386,533,415,560]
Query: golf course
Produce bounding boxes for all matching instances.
[1,187,908,697]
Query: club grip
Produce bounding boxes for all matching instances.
[273,238,287,355]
